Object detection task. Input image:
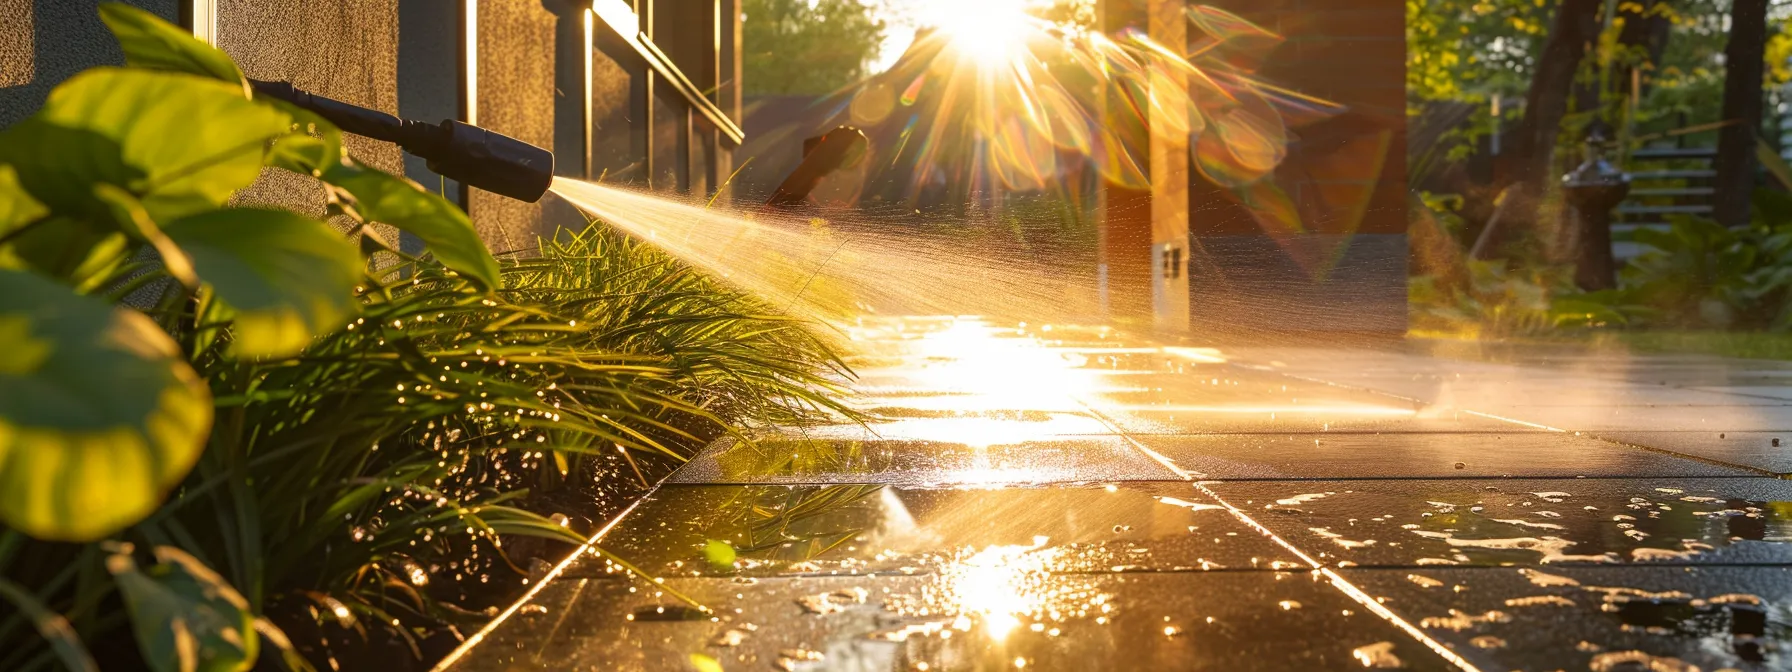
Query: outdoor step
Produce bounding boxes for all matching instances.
[1629,187,1715,197]
[1611,223,1670,243]
[1631,146,1718,160]
[1617,204,1713,215]
[1627,169,1716,180]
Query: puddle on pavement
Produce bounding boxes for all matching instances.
[1210,478,1792,567]
[777,413,1116,445]
[440,317,1792,669]
[572,483,1304,580]
[448,572,1455,671]
[670,436,1177,486]
[1140,432,1755,480]
[1351,566,1792,671]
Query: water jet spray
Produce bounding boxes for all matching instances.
[250,79,554,203]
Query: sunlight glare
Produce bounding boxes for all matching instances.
[926,0,1041,67]
[942,539,1053,640]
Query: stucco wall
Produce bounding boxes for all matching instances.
[470,0,559,250]
[217,0,404,225]
[0,0,180,127]
[0,0,729,252]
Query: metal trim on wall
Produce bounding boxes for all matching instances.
[184,0,218,44]
[590,0,743,145]
[462,0,478,127]
[583,8,595,179]
[638,36,742,145]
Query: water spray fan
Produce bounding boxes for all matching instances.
[251,79,555,203]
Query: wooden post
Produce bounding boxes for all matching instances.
[1097,0,1188,330]
[1097,0,1154,324]
[1148,0,1189,333]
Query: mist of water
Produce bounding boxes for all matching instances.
[549,177,1102,326]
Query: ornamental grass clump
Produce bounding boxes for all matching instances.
[0,5,855,671]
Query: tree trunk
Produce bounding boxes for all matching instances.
[1614,0,1673,101]
[1506,0,1604,193]
[1714,0,1769,228]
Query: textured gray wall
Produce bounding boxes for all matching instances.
[0,0,33,90]
[2,0,722,253]
[0,0,180,127]
[217,0,403,225]
[470,0,557,251]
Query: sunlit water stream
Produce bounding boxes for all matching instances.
[548,177,1100,326]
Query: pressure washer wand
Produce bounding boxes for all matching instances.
[249,79,554,203]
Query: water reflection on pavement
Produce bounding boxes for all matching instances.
[440,316,1792,672]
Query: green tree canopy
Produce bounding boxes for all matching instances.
[1407,0,1792,169]
[743,0,887,95]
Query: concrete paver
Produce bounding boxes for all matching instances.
[670,436,1178,485]
[439,318,1792,671]
[1135,433,1756,479]
[1346,566,1787,672]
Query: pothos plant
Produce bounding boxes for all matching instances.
[0,4,501,670]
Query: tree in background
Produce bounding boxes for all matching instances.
[743,0,886,95]
[1714,0,1771,227]
[1609,0,1676,105]
[1407,0,1792,172]
[1405,0,1556,127]
[1505,0,1605,198]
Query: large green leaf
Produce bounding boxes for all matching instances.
[109,545,258,672]
[0,214,135,291]
[262,100,343,179]
[10,68,288,221]
[323,161,502,290]
[163,208,362,358]
[0,164,48,271]
[0,269,211,541]
[0,120,142,221]
[0,123,139,281]
[0,164,47,234]
[95,184,197,288]
[97,3,246,92]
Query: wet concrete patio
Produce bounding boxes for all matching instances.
[435,317,1792,671]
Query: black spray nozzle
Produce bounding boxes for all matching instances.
[250,79,554,203]
[761,126,868,211]
[413,120,555,204]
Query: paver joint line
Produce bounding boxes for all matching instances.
[429,491,658,672]
[440,322,1792,670]
[1073,397,1489,672]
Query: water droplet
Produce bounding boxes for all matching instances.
[1588,651,1697,672]
[1351,642,1403,668]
